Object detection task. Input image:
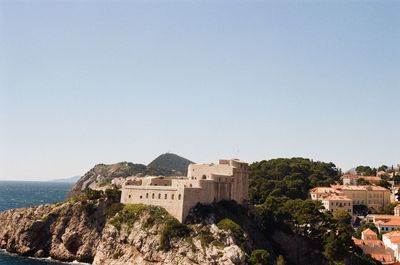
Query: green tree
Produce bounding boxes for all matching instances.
[353,222,379,239]
[383,203,397,215]
[105,187,122,202]
[377,180,391,189]
[324,209,356,262]
[394,174,400,185]
[249,158,339,204]
[248,249,270,265]
[356,178,371,185]
[356,165,377,176]
[378,165,388,172]
[85,188,103,200]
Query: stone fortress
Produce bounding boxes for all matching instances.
[120,159,249,222]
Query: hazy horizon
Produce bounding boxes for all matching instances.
[1,1,399,181]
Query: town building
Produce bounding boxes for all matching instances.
[341,174,382,185]
[395,205,400,216]
[366,215,400,233]
[353,229,395,264]
[383,231,400,261]
[318,193,353,214]
[332,185,390,210]
[391,187,400,203]
[310,185,391,212]
[120,159,249,222]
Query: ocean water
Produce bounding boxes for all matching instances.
[0,181,77,265]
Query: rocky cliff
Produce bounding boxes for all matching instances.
[0,198,250,264]
[0,193,338,265]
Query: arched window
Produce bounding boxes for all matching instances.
[190,184,192,187]
[152,193,155,199]
[158,194,161,199]
[202,175,206,180]
[164,194,167,199]
[178,194,181,200]
[146,193,149,199]
[128,194,131,198]
[172,194,174,200]
[139,195,142,199]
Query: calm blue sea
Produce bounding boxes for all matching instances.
[0,181,78,265]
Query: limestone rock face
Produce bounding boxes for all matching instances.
[0,201,108,263]
[0,200,246,265]
[92,213,246,265]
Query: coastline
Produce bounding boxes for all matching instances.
[0,249,91,265]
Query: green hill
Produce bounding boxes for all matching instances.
[68,153,193,197]
[147,153,194,176]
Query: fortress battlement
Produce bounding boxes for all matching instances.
[120,159,249,222]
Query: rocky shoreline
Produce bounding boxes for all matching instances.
[0,199,249,265]
[0,249,89,264]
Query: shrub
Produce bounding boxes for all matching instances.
[196,230,214,249]
[105,187,121,202]
[143,206,169,228]
[107,202,124,218]
[79,200,96,215]
[217,218,241,234]
[159,218,191,251]
[248,249,270,265]
[85,188,103,200]
[110,204,149,231]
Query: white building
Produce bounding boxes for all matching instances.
[382,231,400,261]
[319,194,353,214]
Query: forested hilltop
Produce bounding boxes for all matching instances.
[249,157,340,203]
[248,158,379,265]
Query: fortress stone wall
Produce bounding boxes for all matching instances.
[120,159,249,222]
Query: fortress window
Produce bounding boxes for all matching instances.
[139,195,142,199]
[158,194,161,199]
[172,194,174,200]
[165,194,167,199]
[202,175,206,180]
[128,195,131,198]
[152,193,155,199]
[178,194,181,200]
[146,193,149,199]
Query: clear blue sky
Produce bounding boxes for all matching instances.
[0,1,399,181]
